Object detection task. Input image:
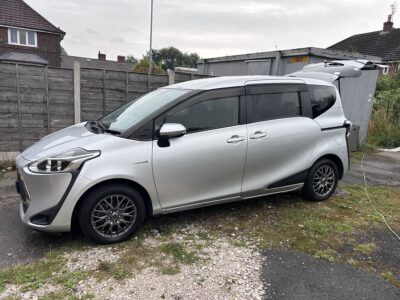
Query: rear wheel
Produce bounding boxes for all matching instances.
[302,159,338,201]
[79,184,145,244]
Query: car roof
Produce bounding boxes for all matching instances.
[165,75,334,91]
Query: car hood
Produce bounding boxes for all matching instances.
[21,123,107,161]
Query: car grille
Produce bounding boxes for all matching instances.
[16,171,30,213]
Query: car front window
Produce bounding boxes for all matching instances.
[100,88,191,132]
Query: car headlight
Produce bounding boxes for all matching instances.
[28,148,100,174]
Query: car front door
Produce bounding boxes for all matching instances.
[152,89,248,211]
[241,82,322,197]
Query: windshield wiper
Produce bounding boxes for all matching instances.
[86,121,120,135]
[103,128,121,135]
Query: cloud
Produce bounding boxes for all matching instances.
[26,0,397,60]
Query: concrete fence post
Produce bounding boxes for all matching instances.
[167,69,175,85]
[16,64,22,152]
[73,61,81,124]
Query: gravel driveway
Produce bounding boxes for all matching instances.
[0,151,399,299]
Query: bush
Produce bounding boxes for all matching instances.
[367,73,400,148]
[131,57,165,75]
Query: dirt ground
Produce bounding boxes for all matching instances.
[0,151,399,299]
[342,151,400,186]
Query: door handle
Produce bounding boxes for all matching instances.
[249,131,267,140]
[226,135,245,143]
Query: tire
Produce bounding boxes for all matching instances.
[302,159,339,201]
[78,183,145,244]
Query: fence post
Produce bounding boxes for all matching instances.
[73,61,81,124]
[44,66,50,133]
[125,72,129,102]
[16,64,22,151]
[167,69,175,85]
[102,70,106,115]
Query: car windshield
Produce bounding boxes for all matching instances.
[100,88,191,132]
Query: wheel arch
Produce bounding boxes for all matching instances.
[314,154,344,179]
[71,178,154,230]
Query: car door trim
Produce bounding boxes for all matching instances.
[163,195,242,213]
[321,125,347,131]
[154,87,245,138]
[267,168,310,189]
[242,183,304,200]
[245,83,308,95]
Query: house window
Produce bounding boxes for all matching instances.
[8,28,37,47]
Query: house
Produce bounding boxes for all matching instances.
[0,0,65,67]
[328,14,400,73]
[197,47,380,76]
[61,52,136,72]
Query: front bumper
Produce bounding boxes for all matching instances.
[16,154,74,232]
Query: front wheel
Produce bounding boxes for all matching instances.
[79,184,145,244]
[302,159,339,201]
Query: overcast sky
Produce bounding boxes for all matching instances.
[26,0,399,60]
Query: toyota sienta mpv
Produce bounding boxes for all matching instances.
[16,76,351,243]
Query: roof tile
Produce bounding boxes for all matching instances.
[0,0,64,35]
[328,28,400,62]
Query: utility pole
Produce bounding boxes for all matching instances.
[148,0,154,91]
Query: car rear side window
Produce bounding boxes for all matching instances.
[248,92,301,123]
[164,97,239,133]
[308,85,336,118]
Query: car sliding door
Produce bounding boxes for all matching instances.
[242,83,321,197]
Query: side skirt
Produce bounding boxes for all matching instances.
[162,182,304,214]
[242,183,304,200]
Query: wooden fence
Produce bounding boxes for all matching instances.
[0,62,207,152]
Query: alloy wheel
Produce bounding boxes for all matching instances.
[312,165,336,197]
[91,194,137,238]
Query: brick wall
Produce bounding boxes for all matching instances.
[0,27,62,67]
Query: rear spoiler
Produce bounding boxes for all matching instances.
[286,72,339,83]
[286,60,383,83]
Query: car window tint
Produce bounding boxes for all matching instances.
[308,85,336,118]
[248,92,301,122]
[164,97,239,133]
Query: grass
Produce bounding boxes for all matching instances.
[150,184,399,286]
[367,107,400,148]
[0,250,89,297]
[1,184,399,297]
[354,243,376,254]
[160,265,181,275]
[159,242,199,264]
[94,233,200,281]
[314,249,340,262]
[366,73,400,148]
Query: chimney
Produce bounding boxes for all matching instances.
[383,15,394,32]
[117,55,125,63]
[98,51,106,61]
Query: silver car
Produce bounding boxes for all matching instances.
[16,76,350,243]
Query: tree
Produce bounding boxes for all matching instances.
[132,56,164,75]
[149,47,200,71]
[183,53,200,68]
[126,55,138,64]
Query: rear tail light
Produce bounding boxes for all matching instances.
[344,120,352,137]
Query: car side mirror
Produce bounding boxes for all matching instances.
[159,123,187,138]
